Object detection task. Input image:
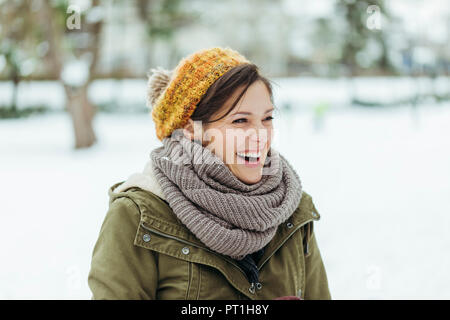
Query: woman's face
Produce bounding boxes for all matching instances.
[185,80,274,184]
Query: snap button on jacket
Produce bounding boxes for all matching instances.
[88,183,331,300]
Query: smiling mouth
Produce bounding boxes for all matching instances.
[235,152,262,167]
[237,153,259,162]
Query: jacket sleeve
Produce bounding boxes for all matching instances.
[303,229,332,300]
[88,197,158,299]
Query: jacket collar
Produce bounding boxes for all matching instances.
[110,158,166,202]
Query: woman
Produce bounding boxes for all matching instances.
[88,47,331,300]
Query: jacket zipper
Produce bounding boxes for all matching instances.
[257,218,314,271]
[139,223,248,278]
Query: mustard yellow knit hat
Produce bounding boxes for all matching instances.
[147,47,251,141]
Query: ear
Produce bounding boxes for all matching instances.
[183,118,204,143]
[183,118,195,140]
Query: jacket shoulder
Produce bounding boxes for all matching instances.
[291,190,321,224]
[89,190,158,299]
[108,182,181,225]
[291,190,323,258]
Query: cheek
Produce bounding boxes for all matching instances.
[265,126,274,148]
[204,128,229,159]
[222,135,237,163]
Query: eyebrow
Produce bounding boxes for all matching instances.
[232,107,274,116]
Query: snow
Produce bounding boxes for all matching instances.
[1,102,450,299]
[60,59,90,87]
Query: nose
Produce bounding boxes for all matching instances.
[247,127,269,149]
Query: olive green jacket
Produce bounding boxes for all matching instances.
[87,181,331,300]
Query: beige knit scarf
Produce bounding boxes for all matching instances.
[150,130,303,260]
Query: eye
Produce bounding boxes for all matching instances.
[264,116,274,121]
[232,118,247,124]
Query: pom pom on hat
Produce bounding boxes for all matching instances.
[146,66,173,109]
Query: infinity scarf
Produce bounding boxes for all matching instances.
[150,130,303,260]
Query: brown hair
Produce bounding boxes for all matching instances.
[190,63,277,124]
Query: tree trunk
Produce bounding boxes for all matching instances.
[65,84,97,149]
[10,73,19,113]
[39,0,101,150]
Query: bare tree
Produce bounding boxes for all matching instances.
[39,0,104,149]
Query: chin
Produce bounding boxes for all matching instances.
[236,171,262,185]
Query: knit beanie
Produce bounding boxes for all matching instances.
[146,47,251,141]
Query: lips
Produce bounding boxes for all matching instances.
[236,153,260,163]
[235,144,267,167]
[236,151,262,168]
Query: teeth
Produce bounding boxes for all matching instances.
[237,151,261,158]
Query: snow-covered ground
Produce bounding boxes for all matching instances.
[1,103,450,299]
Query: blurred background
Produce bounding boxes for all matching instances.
[0,0,449,299]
